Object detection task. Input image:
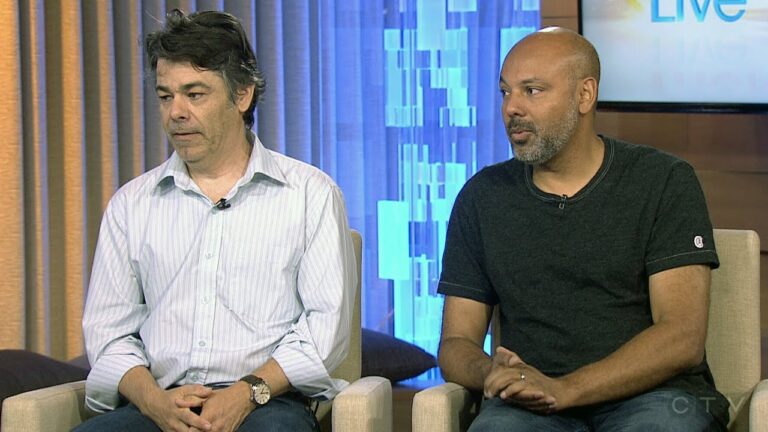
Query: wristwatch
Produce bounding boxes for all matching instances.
[239,374,271,406]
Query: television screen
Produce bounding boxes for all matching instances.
[579,0,768,113]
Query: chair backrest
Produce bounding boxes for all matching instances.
[705,229,761,429]
[330,229,363,383]
[315,230,362,421]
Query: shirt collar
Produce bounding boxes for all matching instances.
[155,130,288,190]
[243,131,288,185]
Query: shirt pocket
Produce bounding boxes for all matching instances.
[218,244,302,330]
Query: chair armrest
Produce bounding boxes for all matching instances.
[412,382,480,432]
[749,379,768,432]
[332,376,392,432]
[1,380,95,432]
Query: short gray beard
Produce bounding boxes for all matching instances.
[510,101,579,166]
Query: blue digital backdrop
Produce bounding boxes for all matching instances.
[229,0,543,378]
[371,0,540,372]
[139,0,542,378]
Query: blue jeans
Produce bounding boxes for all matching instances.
[72,393,319,432]
[468,389,725,432]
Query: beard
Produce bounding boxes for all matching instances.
[507,100,579,166]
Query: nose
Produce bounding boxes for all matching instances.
[502,91,525,118]
[169,96,189,121]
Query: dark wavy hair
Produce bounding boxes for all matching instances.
[145,9,265,129]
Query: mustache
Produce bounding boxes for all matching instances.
[506,118,537,134]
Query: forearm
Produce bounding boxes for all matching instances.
[558,266,710,409]
[118,365,165,412]
[558,319,704,408]
[438,337,493,392]
[84,337,149,412]
[248,358,291,397]
[271,302,351,399]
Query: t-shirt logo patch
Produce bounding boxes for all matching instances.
[694,236,704,249]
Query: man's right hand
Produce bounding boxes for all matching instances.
[136,384,214,432]
[119,367,214,432]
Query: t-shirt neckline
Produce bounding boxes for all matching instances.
[523,136,614,204]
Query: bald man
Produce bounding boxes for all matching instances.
[436,28,728,431]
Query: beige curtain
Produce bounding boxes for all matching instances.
[0,0,170,361]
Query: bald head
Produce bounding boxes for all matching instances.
[507,27,601,86]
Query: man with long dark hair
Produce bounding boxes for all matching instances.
[76,10,355,432]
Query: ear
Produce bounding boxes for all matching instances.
[577,77,598,114]
[235,84,256,113]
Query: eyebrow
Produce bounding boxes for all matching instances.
[498,77,545,87]
[155,81,212,93]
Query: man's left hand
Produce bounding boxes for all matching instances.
[484,347,566,414]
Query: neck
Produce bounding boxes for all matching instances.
[532,130,604,197]
[188,140,252,179]
[188,132,253,202]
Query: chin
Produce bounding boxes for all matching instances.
[175,149,202,163]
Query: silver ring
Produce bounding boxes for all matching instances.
[520,371,526,383]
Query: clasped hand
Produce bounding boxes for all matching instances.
[483,347,562,414]
[145,383,253,432]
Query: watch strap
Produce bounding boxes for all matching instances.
[239,374,265,387]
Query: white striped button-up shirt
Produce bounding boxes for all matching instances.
[83,133,356,412]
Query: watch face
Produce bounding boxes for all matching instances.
[253,383,270,405]
[240,375,271,406]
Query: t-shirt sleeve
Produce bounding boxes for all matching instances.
[437,182,498,305]
[645,161,719,275]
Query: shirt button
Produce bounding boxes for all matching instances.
[189,373,198,381]
[205,252,213,259]
[202,296,209,304]
[198,341,206,347]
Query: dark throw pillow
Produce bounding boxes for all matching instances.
[67,354,91,371]
[361,329,437,383]
[0,350,89,417]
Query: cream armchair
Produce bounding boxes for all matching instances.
[413,229,765,432]
[2,230,391,432]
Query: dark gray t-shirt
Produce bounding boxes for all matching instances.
[438,136,728,426]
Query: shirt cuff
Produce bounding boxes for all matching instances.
[272,317,348,400]
[85,353,149,412]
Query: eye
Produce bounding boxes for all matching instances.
[499,88,510,97]
[525,87,542,96]
[188,92,205,100]
[157,94,172,102]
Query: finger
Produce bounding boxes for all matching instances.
[511,390,551,404]
[167,419,192,432]
[500,384,540,401]
[187,385,214,398]
[506,391,553,410]
[492,348,512,366]
[486,364,527,398]
[527,400,558,414]
[494,347,522,367]
[175,396,207,408]
[181,409,212,431]
[484,370,523,399]
[174,384,213,398]
[483,369,510,398]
